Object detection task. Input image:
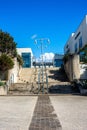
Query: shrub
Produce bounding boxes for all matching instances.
[0,81,5,86]
[0,30,17,57]
[0,54,14,71]
[17,54,23,66]
[81,80,87,89]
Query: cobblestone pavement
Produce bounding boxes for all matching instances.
[29,95,62,130]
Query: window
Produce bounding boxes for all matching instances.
[80,52,85,62]
[66,44,69,48]
[75,43,77,53]
[79,37,82,49]
[22,53,31,68]
[54,59,63,67]
[66,48,70,54]
[75,32,80,40]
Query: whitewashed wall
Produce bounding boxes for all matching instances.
[64,15,87,54]
[8,58,20,83]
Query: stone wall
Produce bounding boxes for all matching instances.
[64,54,80,81]
[64,55,73,81]
[0,86,7,95]
[72,54,80,79]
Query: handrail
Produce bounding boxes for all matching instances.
[6,73,14,90]
[37,66,49,93]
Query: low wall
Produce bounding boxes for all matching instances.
[0,86,7,95]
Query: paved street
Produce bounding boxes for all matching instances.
[50,96,87,130]
[0,96,37,130]
[0,95,87,130]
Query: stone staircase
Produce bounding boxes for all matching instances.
[8,67,78,95]
[8,83,38,95]
[17,68,35,83]
[8,68,38,95]
[47,68,78,94]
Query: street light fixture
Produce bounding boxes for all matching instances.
[34,38,50,66]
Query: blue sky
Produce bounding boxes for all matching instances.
[0,0,87,58]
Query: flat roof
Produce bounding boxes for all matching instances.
[17,48,33,56]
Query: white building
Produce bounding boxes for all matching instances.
[17,48,33,68]
[64,15,87,54]
[64,15,87,79]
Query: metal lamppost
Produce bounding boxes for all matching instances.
[34,38,50,93]
[35,38,50,66]
[34,38,50,66]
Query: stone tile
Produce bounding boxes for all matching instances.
[29,95,62,130]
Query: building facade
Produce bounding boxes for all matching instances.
[53,54,64,67]
[64,15,87,55]
[64,15,87,80]
[17,48,33,68]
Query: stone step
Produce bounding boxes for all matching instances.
[8,67,74,95]
[17,68,36,83]
[49,85,73,94]
[9,83,33,91]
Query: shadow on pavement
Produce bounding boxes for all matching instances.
[48,68,69,82]
[48,84,80,95]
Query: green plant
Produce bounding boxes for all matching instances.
[0,81,5,86]
[0,54,14,71]
[79,44,87,63]
[17,54,23,66]
[0,30,17,57]
[81,80,87,89]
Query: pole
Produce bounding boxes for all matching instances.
[40,39,44,93]
[34,38,50,94]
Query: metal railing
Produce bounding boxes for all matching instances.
[37,66,48,94]
[6,73,14,91]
